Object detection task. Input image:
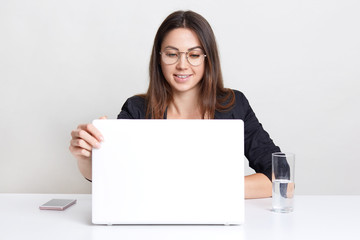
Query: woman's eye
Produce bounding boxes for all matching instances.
[189,53,200,58]
[166,53,178,58]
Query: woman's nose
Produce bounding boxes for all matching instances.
[176,52,188,69]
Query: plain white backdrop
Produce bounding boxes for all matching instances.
[0,0,359,194]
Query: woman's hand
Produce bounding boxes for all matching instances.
[69,116,107,180]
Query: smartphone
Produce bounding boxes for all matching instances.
[39,199,77,211]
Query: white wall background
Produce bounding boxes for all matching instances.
[0,0,359,194]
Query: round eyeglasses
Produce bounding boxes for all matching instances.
[160,49,206,66]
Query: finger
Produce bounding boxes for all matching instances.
[77,123,104,142]
[72,127,102,148]
[69,145,92,158]
[71,139,92,151]
[99,116,108,120]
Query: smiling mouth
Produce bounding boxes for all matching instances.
[174,74,192,78]
[173,74,192,83]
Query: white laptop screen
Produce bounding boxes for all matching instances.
[92,119,244,225]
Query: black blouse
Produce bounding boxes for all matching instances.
[117,90,280,181]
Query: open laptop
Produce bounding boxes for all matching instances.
[92,119,244,225]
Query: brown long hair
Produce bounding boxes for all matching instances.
[143,10,235,119]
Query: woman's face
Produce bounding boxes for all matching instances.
[160,28,205,95]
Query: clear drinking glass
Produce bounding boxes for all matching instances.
[272,152,295,213]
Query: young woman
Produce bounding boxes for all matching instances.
[69,10,280,199]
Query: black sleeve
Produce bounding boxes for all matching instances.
[237,92,281,181]
[117,96,147,119]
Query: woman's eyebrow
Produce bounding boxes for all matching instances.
[188,46,202,51]
[164,46,203,51]
[164,46,179,50]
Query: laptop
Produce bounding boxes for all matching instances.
[92,119,244,225]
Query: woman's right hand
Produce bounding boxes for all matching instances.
[69,116,106,179]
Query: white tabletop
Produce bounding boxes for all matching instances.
[0,194,359,240]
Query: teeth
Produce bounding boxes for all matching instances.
[176,75,189,78]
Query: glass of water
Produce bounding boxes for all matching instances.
[272,152,295,213]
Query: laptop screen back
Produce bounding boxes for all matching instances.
[92,119,244,225]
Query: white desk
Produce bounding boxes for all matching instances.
[0,194,359,240]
